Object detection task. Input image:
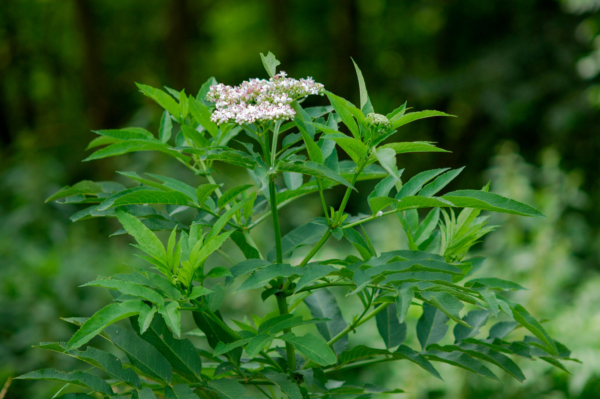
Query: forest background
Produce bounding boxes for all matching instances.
[1,0,600,398]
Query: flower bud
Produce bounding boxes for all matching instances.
[366,113,390,129]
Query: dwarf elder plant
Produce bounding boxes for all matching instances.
[21,53,575,398]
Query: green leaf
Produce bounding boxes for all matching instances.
[454,310,489,342]
[165,385,199,399]
[93,127,155,141]
[116,209,167,262]
[395,345,443,380]
[207,379,247,399]
[425,349,498,380]
[189,232,233,270]
[138,306,157,334]
[35,343,141,388]
[159,301,182,337]
[304,288,348,354]
[456,342,525,382]
[189,96,219,138]
[159,111,173,143]
[352,59,369,111]
[218,185,253,209]
[137,83,181,121]
[230,230,261,260]
[132,388,158,399]
[396,196,454,211]
[260,51,281,77]
[238,263,299,291]
[56,394,96,399]
[132,316,203,382]
[338,345,389,365]
[392,110,455,129]
[375,304,407,349]
[375,148,401,182]
[46,180,104,203]
[326,93,360,139]
[263,370,302,399]
[279,333,337,366]
[214,337,254,356]
[442,190,544,217]
[488,321,518,339]
[395,284,415,323]
[419,167,464,197]
[368,196,398,214]
[98,188,190,210]
[416,303,449,350]
[83,278,164,306]
[16,369,112,396]
[66,301,150,350]
[206,267,233,279]
[465,278,526,291]
[196,184,220,206]
[245,334,272,358]
[206,284,225,312]
[420,291,465,326]
[377,141,449,156]
[294,263,337,292]
[192,310,237,349]
[278,161,355,190]
[503,299,558,355]
[207,199,248,239]
[179,90,189,119]
[104,324,173,383]
[189,286,213,300]
[268,219,329,261]
[83,140,189,162]
[397,169,449,199]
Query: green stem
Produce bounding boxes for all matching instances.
[260,350,285,373]
[328,301,390,347]
[297,230,331,268]
[269,177,284,264]
[276,293,296,371]
[217,249,236,265]
[342,209,399,230]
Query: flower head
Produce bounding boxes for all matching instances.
[366,113,391,130]
[206,72,324,125]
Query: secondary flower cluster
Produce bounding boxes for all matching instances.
[206,72,324,125]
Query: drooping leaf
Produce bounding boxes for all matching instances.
[16,369,112,396]
[420,291,465,325]
[395,345,443,380]
[214,337,254,356]
[488,321,518,339]
[304,289,348,354]
[416,303,449,350]
[279,333,337,366]
[132,388,158,399]
[375,148,401,182]
[66,301,150,350]
[456,342,526,382]
[375,303,407,349]
[159,301,182,337]
[502,298,558,355]
[196,184,220,206]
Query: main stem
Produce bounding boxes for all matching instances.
[263,125,296,371]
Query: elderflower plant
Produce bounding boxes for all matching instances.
[19,52,576,399]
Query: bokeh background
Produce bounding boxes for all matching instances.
[2,0,600,398]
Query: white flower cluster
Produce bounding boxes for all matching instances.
[206,72,325,125]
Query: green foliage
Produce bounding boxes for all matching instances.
[28,55,572,399]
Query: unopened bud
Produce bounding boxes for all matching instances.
[366,113,390,129]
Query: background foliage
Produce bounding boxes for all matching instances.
[1,0,600,398]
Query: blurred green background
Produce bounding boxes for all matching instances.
[2,0,600,398]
